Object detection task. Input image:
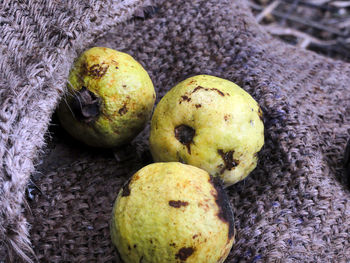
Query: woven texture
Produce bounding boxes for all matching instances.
[1,0,350,262]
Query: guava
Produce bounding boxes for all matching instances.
[110,162,235,263]
[57,47,156,147]
[149,75,264,187]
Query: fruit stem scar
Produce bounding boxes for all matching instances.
[71,86,101,124]
[174,125,195,154]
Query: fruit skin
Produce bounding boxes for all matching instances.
[111,162,235,263]
[149,75,264,187]
[57,47,156,147]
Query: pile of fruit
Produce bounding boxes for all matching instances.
[57,47,264,263]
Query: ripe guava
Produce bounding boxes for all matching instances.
[110,162,235,263]
[149,75,264,187]
[57,47,156,147]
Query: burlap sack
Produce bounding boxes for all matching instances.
[1,0,349,262]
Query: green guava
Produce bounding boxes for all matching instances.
[111,162,235,263]
[57,47,156,147]
[149,75,264,187]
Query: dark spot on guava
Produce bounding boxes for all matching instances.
[174,125,195,154]
[116,66,119,69]
[128,245,131,251]
[192,86,206,93]
[224,115,229,121]
[179,95,191,104]
[210,88,225,96]
[139,256,144,263]
[118,104,128,115]
[192,234,198,239]
[169,200,189,208]
[170,242,176,247]
[121,177,132,197]
[134,244,137,248]
[122,85,127,88]
[195,104,201,108]
[150,239,153,244]
[209,175,235,239]
[258,107,263,121]
[218,149,239,174]
[71,86,101,124]
[87,63,109,78]
[192,86,225,96]
[175,247,195,261]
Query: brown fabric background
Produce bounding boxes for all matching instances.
[3,0,350,262]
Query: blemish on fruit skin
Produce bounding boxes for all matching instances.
[195,104,201,108]
[192,86,225,96]
[208,176,235,239]
[179,95,191,104]
[174,125,195,154]
[175,247,195,261]
[224,115,229,122]
[169,200,189,208]
[87,63,109,78]
[192,234,199,239]
[118,104,128,115]
[217,149,239,174]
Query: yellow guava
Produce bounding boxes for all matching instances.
[149,75,264,187]
[57,47,156,147]
[110,162,235,263]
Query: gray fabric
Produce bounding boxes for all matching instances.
[1,0,350,262]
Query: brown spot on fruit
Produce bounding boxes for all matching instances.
[128,245,131,251]
[224,115,229,122]
[192,86,225,96]
[195,104,201,108]
[87,63,109,78]
[170,242,176,247]
[174,125,195,154]
[179,95,191,104]
[118,104,128,115]
[217,150,239,174]
[192,234,198,239]
[175,247,195,261]
[169,200,189,208]
[209,176,235,239]
[134,244,137,248]
[71,86,101,124]
[192,86,205,93]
